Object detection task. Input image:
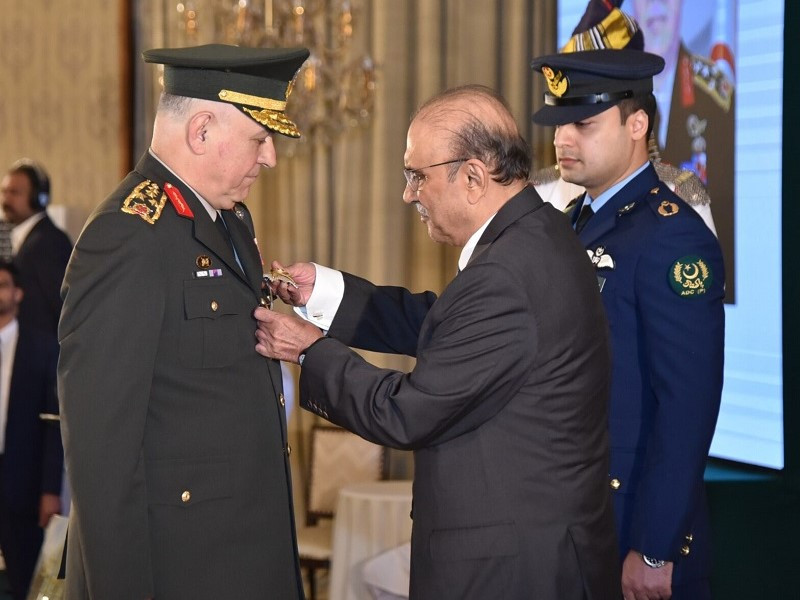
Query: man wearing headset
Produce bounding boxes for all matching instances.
[0,159,72,334]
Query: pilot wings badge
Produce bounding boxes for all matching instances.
[587,246,615,270]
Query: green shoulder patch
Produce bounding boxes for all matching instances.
[121,180,167,225]
[669,255,713,297]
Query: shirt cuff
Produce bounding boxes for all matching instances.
[293,263,344,331]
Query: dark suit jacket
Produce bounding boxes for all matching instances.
[1,323,63,513]
[300,186,620,599]
[13,215,72,334]
[572,163,724,588]
[58,153,303,600]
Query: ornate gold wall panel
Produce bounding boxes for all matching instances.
[0,0,129,218]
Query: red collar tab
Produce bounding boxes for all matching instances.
[164,182,194,219]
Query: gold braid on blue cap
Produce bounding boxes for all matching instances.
[561,8,639,53]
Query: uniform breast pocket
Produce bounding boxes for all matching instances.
[180,279,252,368]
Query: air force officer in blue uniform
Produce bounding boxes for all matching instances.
[532,49,725,600]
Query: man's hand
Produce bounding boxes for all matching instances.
[267,261,316,307]
[254,307,323,363]
[39,493,61,528]
[622,550,673,600]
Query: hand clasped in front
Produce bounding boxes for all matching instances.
[254,307,323,364]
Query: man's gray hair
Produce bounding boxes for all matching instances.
[157,93,195,116]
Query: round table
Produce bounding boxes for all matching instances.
[328,480,413,600]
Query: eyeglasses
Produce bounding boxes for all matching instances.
[403,157,468,192]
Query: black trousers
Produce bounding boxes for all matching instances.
[0,455,44,600]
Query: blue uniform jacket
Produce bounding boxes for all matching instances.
[573,163,724,586]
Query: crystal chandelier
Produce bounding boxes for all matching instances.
[174,0,376,146]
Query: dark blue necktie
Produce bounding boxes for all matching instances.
[574,203,594,233]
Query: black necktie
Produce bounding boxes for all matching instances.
[574,203,594,233]
[215,213,235,255]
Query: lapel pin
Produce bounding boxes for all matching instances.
[197,255,212,269]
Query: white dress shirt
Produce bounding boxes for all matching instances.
[296,214,498,331]
[10,212,45,256]
[0,318,19,453]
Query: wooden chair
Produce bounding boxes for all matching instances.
[297,425,388,600]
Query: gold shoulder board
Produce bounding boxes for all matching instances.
[121,180,167,225]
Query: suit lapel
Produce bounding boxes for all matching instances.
[221,209,263,293]
[569,192,586,227]
[467,186,546,267]
[578,164,660,246]
[193,211,249,284]
[577,203,617,247]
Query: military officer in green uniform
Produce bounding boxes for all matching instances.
[58,44,309,600]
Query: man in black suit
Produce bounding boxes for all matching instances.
[0,160,72,334]
[0,261,63,600]
[255,85,620,599]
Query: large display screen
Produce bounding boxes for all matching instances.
[556,0,785,468]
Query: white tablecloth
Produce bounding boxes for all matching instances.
[328,480,413,600]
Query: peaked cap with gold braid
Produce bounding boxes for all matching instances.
[143,44,309,138]
[530,0,663,127]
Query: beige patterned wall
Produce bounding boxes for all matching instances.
[0,0,129,230]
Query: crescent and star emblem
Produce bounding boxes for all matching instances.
[670,255,712,297]
[682,263,699,280]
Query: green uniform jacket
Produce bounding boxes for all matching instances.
[58,152,303,600]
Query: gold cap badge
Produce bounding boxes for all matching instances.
[542,66,568,98]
